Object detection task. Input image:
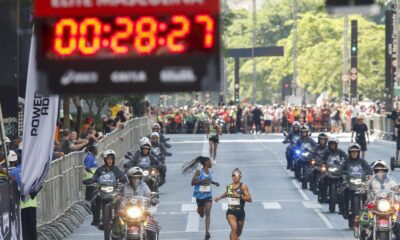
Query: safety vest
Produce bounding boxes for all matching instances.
[20,196,38,209]
[84,168,97,180]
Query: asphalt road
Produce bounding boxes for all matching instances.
[66,132,399,240]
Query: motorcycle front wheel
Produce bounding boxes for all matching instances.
[329,182,337,213]
[103,204,112,240]
[301,165,308,189]
[348,195,360,228]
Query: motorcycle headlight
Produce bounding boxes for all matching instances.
[143,170,149,176]
[127,206,143,219]
[328,167,338,172]
[100,186,114,193]
[310,160,316,165]
[151,170,157,176]
[321,166,327,172]
[377,200,391,212]
[302,152,310,157]
[350,178,362,185]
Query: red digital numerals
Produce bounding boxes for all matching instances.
[52,14,215,57]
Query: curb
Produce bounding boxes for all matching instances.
[38,201,91,240]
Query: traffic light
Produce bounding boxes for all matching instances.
[326,0,375,6]
[281,78,292,100]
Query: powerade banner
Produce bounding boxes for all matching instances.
[21,36,59,195]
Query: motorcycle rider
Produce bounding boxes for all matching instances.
[91,149,127,227]
[111,167,160,240]
[150,132,168,186]
[339,143,373,218]
[296,125,316,150]
[309,133,328,192]
[149,123,171,148]
[368,160,397,195]
[318,137,348,203]
[124,137,160,172]
[284,121,301,170]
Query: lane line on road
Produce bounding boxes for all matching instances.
[314,209,335,229]
[262,202,282,209]
[181,204,197,212]
[185,212,199,232]
[291,179,310,201]
[302,201,323,209]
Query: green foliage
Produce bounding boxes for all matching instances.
[224,0,385,102]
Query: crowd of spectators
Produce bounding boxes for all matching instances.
[153,101,385,135]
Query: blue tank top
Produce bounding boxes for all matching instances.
[193,168,213,199]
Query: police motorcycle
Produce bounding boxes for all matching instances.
[86,172,123,240]
[341,167,368,228]
[149,132,171,187]
[112,168,160,240]
[150,123,171,149]
[124,138,160,194]
[355,161,400,240]
[283,122,301,171]
[291,145,314,189]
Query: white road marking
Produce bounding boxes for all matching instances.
[302,201,323,209]
[262,202,282,209]
[185,212,199,232]
[191,197,196,203]
[170,138,354,144]
[149,205,158,213]
[201,135,209,157]
[181,204,197,212]
[291,179,310,201]
[314,209,334,229]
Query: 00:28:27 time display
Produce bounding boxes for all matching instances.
[51,14,215,57]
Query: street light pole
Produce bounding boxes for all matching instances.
[292,0,298,96]
[252,0,257,104]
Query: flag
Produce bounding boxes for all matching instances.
[21,36,59,195]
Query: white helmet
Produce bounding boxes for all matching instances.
[140,137,151,148]
[7,150,18,162]
[372,160,389,173]
[292,121,301,127]
[150,132,160,139]
[127,166,143,177]
[328,137,339,145]
[152,123,161,129]
[102,149,116,159]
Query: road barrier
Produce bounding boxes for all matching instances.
[364,114,394,141]
[36,117,150,230]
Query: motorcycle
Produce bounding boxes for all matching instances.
[283,132,300,171]
[342,172,368,228]
[113,195,159,240]
[318,158,344,212]
[293,147,314,189]
[124,153,160,193]
[355,189,400,240]
[85,172,122,240]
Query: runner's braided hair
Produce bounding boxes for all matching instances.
[181,156,210,175]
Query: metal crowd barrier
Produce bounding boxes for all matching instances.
[36,117,151,227]
[364,114,394,140]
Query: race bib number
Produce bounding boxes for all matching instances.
[199,185,211,192]
[228,198,240,206]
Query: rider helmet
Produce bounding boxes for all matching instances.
[127,166,144,178]
[292,122,301,131]
[139,137,152,149]
[152,123,161,130]
[318,133,328,140]
[372,160,389,173]
[347,143,361,159]
[102,149,116,165]
[150,132,160,140]
[299,126,309,137]
[328,137,339,145]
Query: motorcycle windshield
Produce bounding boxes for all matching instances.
[122,196,151,211]
[99,172,117,186]
[301,142,312,150]
[372,189,393,200]
[138,156,151,169]
[371,173,397,192]
[292,135,300,143]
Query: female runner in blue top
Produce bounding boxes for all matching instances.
[182,156,219,240]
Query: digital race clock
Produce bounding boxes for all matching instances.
[34,0,220,95]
